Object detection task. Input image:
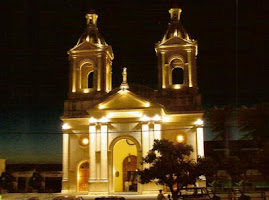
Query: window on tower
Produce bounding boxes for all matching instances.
[172,67,184,84]
[88,72,94,88]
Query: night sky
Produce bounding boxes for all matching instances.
[0,0,268,164]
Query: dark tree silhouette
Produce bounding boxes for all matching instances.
[0,172,15,192]
[28,172,44,192]
[197,157,219,193]
[137,139,201,200]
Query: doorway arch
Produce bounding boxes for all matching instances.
[109,136,141,193]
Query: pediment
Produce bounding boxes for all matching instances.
[158,37,192,46]
[68,42,113,58]
[69,41,102,52]
[95,90,155,110]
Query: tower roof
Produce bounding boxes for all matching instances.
[161,8,191,43]
[77,11,107,46]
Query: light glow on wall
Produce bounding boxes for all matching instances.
[140,115,150,122]
[152,115,161,121]
[62,123,71,130]
[81,138,89,145]
[106,113,115,118]
[145,102,150,107]
[83,89,90,93]
[99,104,104,109]
[173,84,181,89]
[100,117,108,123]
[176,135,184,143]
[195,119,204,126]
[89,117,97,123]
[163,116,170,122]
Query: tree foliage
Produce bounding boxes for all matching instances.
[137,139,200,200]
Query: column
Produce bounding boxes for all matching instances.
[187,50,193,87]
[89,125,96,181]
[97,54,102,91]
[196,126,204,157]
[161,52,166,89]
[142,123,150,168]
[100,124,108,180]
[154,123,161,140]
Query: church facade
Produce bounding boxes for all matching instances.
[61,8,204,194]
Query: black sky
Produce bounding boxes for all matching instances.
[0,0,268,163]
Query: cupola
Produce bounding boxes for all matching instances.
[162,8,191,43]
[77,10,107,46]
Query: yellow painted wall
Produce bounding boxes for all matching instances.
[113,139,137,192]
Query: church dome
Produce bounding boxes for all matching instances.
[77,11,107,46]
[162,8,191,43]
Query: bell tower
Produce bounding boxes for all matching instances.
[68,10,113,96]
[155,8,201,111]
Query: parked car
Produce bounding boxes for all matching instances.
[178,187,211,200]
[53,195,84,200]
[95,196,125,200]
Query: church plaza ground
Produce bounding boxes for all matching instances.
[1,192,267,200]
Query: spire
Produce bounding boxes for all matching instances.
[120,67,129,90]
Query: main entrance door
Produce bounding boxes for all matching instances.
[113,139,137,192]
[123,155,137,192]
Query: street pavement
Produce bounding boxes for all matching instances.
[1,192,266,200]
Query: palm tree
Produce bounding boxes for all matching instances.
[237,103,269,145]
[204,105,234,156]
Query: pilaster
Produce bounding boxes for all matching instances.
[161,52,166,89]
[97,54,102,91]
[187,49,193,88]
[89,125,97,182]
[62,131,69,192]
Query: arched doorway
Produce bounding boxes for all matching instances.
[113,138,138,192]
[78,161,89,191]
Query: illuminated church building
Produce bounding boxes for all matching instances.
[61,8,204,194]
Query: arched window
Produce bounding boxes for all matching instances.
[88,72,94,88]
[172,67,184,84]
